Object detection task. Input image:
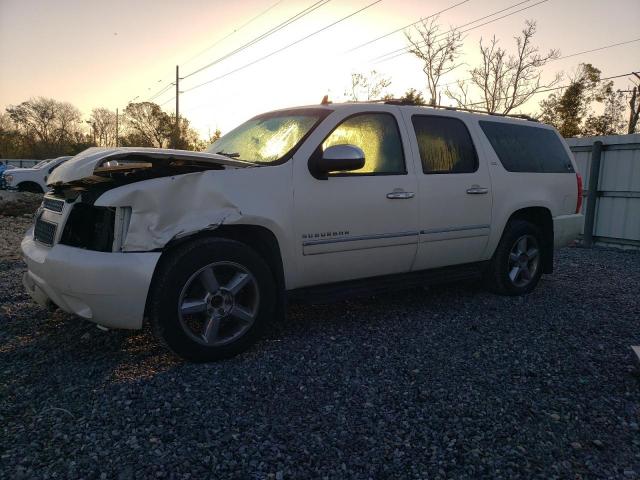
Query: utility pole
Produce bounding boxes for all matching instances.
[174,65,180,149]
[115,108,119,147]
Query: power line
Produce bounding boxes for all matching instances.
[438,37,640,89]
[373,0,543,63]
[559,37,640,61]
[182,0,332,81]
[182,0,284,67]
[345,0,471,53]
[142,0,288,104]
[377,0,544,63]
[181,0,384,95]
[463,71,638,107]
[147,82,175,102]
[146,71,640,114]
[159,96,175,108]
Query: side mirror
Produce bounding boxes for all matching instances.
[312,144,365,178]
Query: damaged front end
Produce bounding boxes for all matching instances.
[41,148,250,253]
[22,147,255,329]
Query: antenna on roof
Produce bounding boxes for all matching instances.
[320,95,331,105]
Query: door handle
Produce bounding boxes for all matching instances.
[466,186,489,195]
[386,191,415,199]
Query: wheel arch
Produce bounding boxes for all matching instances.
[17,181,44,193]
[144,224,286,321]
[499,206,554,274]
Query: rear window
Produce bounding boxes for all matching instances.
[479,121,574,173]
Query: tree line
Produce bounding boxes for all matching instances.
[0,99,221,160]
[345,19,640,137]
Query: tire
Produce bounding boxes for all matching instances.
[485,219,544,296]
[148,237,277,362]
[18,182,43,193]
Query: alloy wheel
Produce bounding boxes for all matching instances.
[178,261,260,347]
[507,234,540,288]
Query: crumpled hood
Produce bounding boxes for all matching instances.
[47,146,250,186]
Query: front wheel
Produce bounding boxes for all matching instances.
[149,238,276,362]
[485,220,544,296]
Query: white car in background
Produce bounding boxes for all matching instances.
[3,156,71,193]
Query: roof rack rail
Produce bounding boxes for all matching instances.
[380,99,538,122]
[322,97,538,122]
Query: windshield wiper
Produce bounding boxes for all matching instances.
[214,151,261,167]
[216,151,241,158]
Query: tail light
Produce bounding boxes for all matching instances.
[576,173,583,214]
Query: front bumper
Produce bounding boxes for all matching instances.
[21,232,161,329]
[553,213,584,247]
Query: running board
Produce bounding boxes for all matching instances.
[288,262,487,304]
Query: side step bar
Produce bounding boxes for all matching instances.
[288,262,487,304]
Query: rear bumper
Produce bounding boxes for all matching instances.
[553,214,584,247]
[21,233,161,329]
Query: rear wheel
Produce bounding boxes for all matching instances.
[149,238,276,362]
[485,220,544,296]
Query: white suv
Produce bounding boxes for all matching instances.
[21,103,583,361]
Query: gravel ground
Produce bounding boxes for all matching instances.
[1,216,639,479]
[0,191,42,217]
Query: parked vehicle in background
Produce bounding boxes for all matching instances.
[21,102,583,362]
[0,162,16,174]
[3,156,71,192]
[0,163,16,189]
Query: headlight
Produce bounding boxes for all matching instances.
[4,174,13,184]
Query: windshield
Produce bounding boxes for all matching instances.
[34,159,52,168]
[206,109,330,164]
[49,157,69,172]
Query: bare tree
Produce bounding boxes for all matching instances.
[6,97,84,155]
[346,70,392,101]
[122,102,172,148]
[405,16,463,105]
[447,21,560,114]
[0,112,13,134]
[89,108,118,147]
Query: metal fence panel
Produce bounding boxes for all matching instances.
[4,159,39,168]
[567,134,640,248]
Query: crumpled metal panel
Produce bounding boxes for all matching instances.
[94,171,244,252]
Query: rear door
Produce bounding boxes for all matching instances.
[291,106,419,288]
[400,110,493,270]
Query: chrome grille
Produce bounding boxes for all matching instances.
[34,216,57,246]
[43,197,65,213]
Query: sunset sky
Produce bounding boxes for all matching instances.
[1,0,638,137]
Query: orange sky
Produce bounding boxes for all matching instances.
[1,0,639,136]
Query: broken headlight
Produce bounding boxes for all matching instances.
[59,204,115,252]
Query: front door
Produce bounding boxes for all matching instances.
[291,107,419,288]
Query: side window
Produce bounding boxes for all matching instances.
[411,115,478,174]
[479,121,575,173]
[322,113,405,175]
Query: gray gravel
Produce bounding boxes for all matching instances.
[0,191,42,217]
[1,216,639,479]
